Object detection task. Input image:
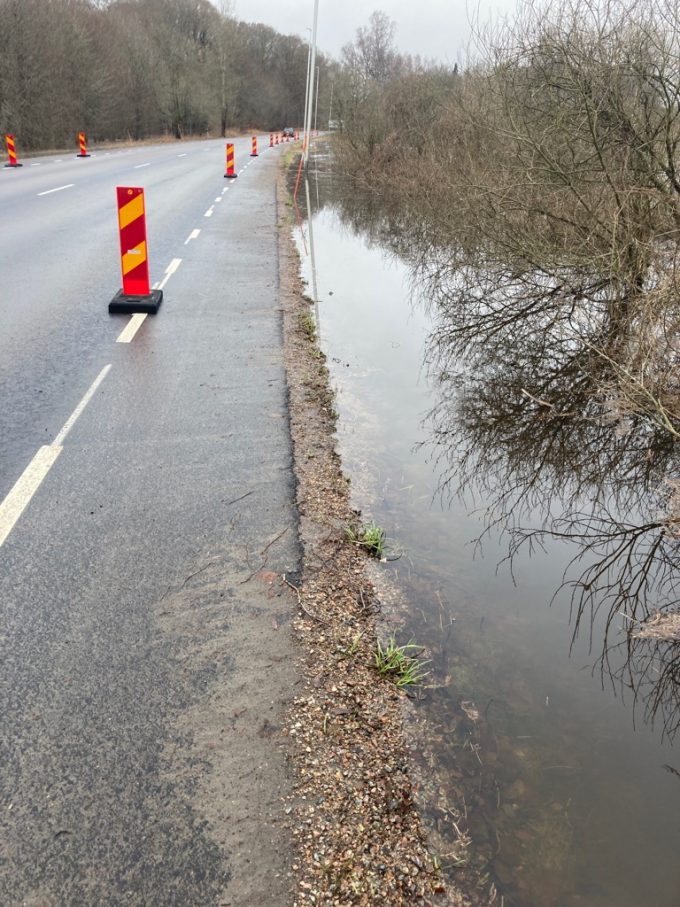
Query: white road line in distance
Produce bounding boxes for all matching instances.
[134,162,151,169]
[53,364,112,446]
[157,258,182,291]
[222,188,228,195]
[178,153,187,157]
[116,313,147,344]
[214,197,222,202]
[37,184,74,197]
[204,207,214,217]
[184,229,201,245]
[30,163,41,167]
[0,445,63,548]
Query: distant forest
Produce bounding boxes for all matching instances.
[0,0,334,149]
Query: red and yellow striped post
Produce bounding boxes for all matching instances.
[76,131,90,158]
[279,132,283,144]
[269,133,274,148]
[224,142,237,179]
[4,134,22,168]
[250,136,258,157]
[274,133,279,146]
[108,187,162,314]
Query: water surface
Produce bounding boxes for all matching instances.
[293,155,680,907]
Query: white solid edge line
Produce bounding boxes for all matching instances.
[53,364,112,446]
[134,162,151,169]
[184,229,201,245]
[116,313,147,344]
[37,184,74,197]
[0,445,63,548]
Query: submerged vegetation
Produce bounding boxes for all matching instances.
[345,520,387,558]
[374,636,430,688]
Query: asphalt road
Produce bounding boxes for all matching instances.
[0,136,301,904]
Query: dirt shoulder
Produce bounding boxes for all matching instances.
[276,167,468,907]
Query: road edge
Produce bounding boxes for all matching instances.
[276,162,467,906]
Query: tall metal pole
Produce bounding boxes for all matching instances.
[328,82,334,129]
[303,0,320,166]
[303,29,313,158]
[314,66,320,133]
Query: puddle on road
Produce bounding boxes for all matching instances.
[291,152,680,907]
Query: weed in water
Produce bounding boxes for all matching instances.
[345,521,386,558]
[299,310,316,339]
[374,636,430,687]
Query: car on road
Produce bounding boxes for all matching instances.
[283,127,295,138]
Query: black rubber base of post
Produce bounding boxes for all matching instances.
[224,173,238,179]
[77,153,91,158]
[4,162,23,168]
[250,153,258,157]
[109,288,163,314]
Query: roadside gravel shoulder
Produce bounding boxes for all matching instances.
[276,168,469,907]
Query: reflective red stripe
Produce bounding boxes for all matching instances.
[116,187,150,297]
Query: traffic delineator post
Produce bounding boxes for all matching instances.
[224,143,237,178]
[109,187,162,314]
[269,133,274,148]
[275,133,279,146]
[76,131,90,158]
[4,134,22,168]
[250,136,258,157]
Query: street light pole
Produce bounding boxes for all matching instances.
[303,0,320,166]
[303,28,312,156]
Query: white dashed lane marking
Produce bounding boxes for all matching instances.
[37,184,74,197]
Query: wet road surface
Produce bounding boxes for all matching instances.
[0,137,300,904]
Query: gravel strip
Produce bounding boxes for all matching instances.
[276,170,470,907]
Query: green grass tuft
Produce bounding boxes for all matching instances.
[374,636,430,687]
[345,521,386,558]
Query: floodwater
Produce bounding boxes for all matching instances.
[292,152,680,907]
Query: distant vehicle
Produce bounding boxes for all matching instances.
[283,127,295,138]
[328,120,340,131]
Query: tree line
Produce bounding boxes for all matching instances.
[0,0,332,150]
[335,0,680,438]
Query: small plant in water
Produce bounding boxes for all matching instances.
[345,521,386,558]
[374,635,429,688]
[299,310,316,339]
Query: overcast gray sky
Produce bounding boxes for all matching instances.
[231,0,520,64]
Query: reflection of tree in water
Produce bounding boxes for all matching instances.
[308,148,680,739]
[325,186,680,743]
[422,275,680,739]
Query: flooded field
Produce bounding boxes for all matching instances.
[292,151,680,906]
